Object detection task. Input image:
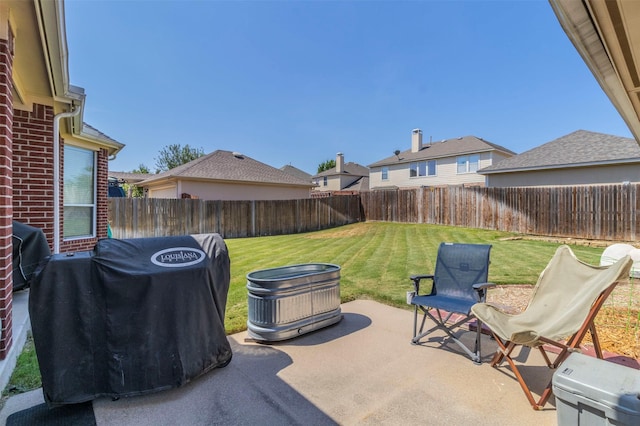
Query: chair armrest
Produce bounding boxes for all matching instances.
[472,282,496,302]
[410,274,434,295]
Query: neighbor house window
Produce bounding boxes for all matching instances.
[409,160,436,177]
[64,145,96,238]
[381,167,389,180]
[457,155,479,174]
[426,160,436,176]
[323,176,328,186]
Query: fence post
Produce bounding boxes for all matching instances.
[251,200,256,237]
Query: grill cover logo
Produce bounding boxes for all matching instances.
[150,247,206,268]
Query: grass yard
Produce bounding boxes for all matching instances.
[223,222,603,333]
[4,222,606,397]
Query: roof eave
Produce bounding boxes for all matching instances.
[75,128,125,157]
[549,0,640,144]
[36,0,92,136]
[478,157,640,174]
[370,147,511,168]
[141,175,314,189]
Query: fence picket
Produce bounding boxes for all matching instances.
[109,184,640,241]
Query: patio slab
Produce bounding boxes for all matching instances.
[1,299,561,425]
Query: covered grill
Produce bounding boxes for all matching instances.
[12,221,50,291]
[30,234,232,406]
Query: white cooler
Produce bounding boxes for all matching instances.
[552,352,640,425]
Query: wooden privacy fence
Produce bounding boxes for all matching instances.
[108,196,363,239]
[360,184,640,241]
[110,184,640,241]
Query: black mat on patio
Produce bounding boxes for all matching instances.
[6,401,95,426]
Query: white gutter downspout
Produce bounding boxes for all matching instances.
[53,107,81,254]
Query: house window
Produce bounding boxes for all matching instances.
[457,155,479,174]
[381,167,389,180]
[64,145,96,238]
[409,161,436,177]
[323,176,327,186]
[427,160,436,176]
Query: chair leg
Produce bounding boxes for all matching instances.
[489,334,511,366]
[412,307,482,363]
[412,306,429,344]
[491,339,559,410]
[412,305,417,340]
[589,324,604,359]
[473,319,482,365]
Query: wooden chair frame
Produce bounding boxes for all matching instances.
[488,284,618,410]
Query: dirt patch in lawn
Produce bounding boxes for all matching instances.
[502,234,640,249]
[488,284,640,359]
[305,223,376,239]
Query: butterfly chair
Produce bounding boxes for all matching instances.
[471,245,633,410]
[410,243,494,364]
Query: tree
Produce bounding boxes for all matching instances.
[317,159,336,174]
[123,163,151,198]
[154,144,205,173]
[133,163,150,174]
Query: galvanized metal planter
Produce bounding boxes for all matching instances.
[246,263,342,342]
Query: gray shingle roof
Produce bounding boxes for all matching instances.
[313,162,370,178]
[109,171,150,183]
[343,176,369,191]
[478,130,640,174]
[368,135,515,168]
[82,122,122,145]
[280,164,313,182]
[139,150,314,187]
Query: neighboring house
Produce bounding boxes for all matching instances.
[478,130,640,187]
[368,129,515,189]
[280,164,313,183]
[1,1,124,357]
[139,150,314,200]
[312,153,369,193]
[109,171,151,197]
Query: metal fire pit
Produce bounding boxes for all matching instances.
[246,263,342,342]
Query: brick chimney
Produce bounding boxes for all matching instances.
[411,129,423,153]
[336,152,344,173]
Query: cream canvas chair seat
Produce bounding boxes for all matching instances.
[471,245,632,410]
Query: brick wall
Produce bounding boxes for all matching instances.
[14,111,109,254]
[0,31,14,358]
[13,105,55,250]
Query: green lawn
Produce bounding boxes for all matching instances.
[223,222,603,333]
[4,222,605,396]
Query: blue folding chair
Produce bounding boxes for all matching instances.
[410,243,493,364]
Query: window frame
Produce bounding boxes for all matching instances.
[409,160,436,178]
[381,166,389,181]
[457,154,480,174]
[63,145,97,240]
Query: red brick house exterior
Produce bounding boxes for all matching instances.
[0,1,123,358]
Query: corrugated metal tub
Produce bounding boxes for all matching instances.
[247,263,342,342]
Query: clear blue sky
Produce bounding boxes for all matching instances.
[64,0,633,175]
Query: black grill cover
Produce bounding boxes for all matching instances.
[30,234,232,406]
[12,221,51,291]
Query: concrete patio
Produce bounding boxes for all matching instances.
[0,299,565,425]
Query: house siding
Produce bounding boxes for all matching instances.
[148,184,178,199]
[176,180,310,201]
[370,152,494,189]
[312,175,359,192]
[0,33,13,358]
[485,163,640,187]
